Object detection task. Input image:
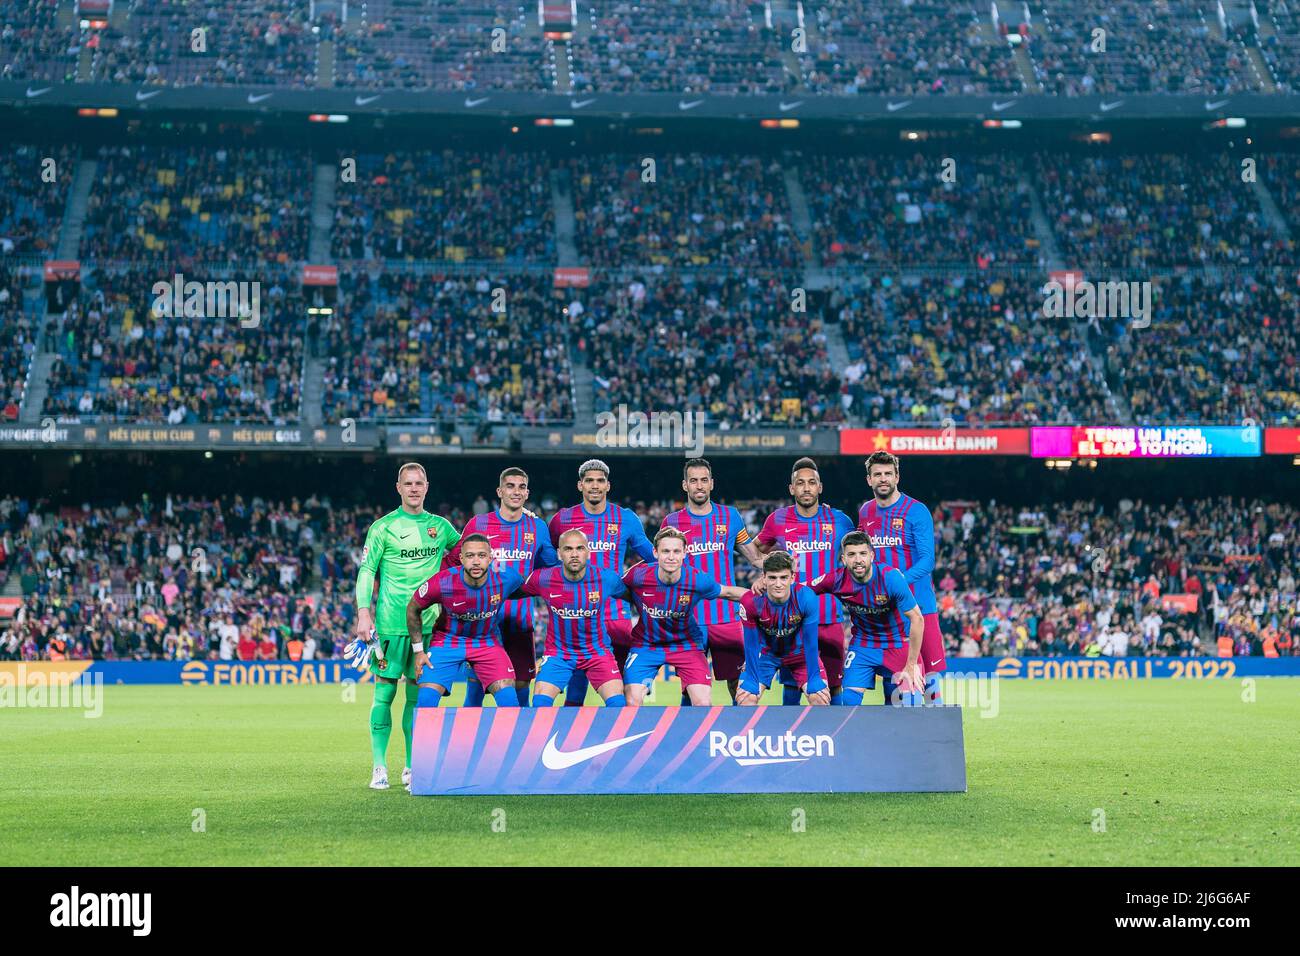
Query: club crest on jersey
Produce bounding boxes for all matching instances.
[820,522,833,535]
[607,524,619,538]
[874,594,889,606]
[588,590,601,604]
[489,593,501,605]
[427,526,439,539]
[716,524,727,537]
[891,517,905,531]
[677,594,692,606]
[523,532,535,545]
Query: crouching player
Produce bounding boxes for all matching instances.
[621,527,751,706]
[525,529,633,708]
[735,551,831,706]
[405,533,524,716]
[811,532,925,706]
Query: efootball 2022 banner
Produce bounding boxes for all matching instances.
[409,705,967,795]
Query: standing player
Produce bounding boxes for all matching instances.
[524,529,632,707]
[620,527,751,706]
[447,467,556,707]
[346,462,460,791]
[735,552,830,706]
[548,459,654,705]
[810,531,925,705]
[406,533,525,711]
[661,458,764,703]
[857,450,944,704]
[755,457,856,704]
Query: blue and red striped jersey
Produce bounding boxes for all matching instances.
[811,566,917,649]
[858,493,937,614]
[411,566,526,647]
[738,583,826,693]
[756,504,856,624]
[449,509,557,631]
[660,503,751,626]
[548,503,654,623]
[622,562,722,651]
[522,565,629,658]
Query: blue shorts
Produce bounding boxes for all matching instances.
[536,650,622,691]
[739,651,825,697]
[622,646,712,689]
[843,645,907,691]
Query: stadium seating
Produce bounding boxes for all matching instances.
[0,143,74,256]
[0,262,38,419]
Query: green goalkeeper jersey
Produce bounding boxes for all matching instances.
[355,508,461,635]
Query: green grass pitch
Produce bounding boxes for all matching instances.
[5,679,1297,866]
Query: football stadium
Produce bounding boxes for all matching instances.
[1,0,1297,906]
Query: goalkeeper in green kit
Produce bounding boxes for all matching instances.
[346,462,460,791]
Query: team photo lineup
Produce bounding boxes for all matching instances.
[344,452,938,789]
[4,0,1300,910]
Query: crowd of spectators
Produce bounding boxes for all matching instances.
[567,1,788,94]
[0,262,38,419]
[1032,151,1294,269]
[572,273,846,427]
[802,151,1041,269]
[318,272,573,423]
[569,153,801,269]
[834,275,1116,425]
[0,143,74,257]
[4,491,1294,661]
[932,497,1300,659]
[80,145,309,266]
[1096,272,1300,426]
[331,149,554,263]
[801,0,1021,95]
[42,266,305,423]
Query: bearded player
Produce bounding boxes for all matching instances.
[660,458,764,703]
[406,533,526,713]
[858,450,945,704]
[447,467,556,707]
[346,462,460,791]
[735,551,830,706]
[755,457,856,705]
[810,531,924,705]
[548,459,654,705]
[620,526,751,706]
[524,529,633,707]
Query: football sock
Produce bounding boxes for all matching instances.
[515,684,530,708]
[532,693,555,707]
[680,691,691,706]
[370,681,397,767]
[491,686,520,707]
[565,672,589,706]
[402,682,418,767]
[416,686,442,708]
[830,688,843,705]
[603,694,626,708]
[782,684,803,706]
[882,680,896,706]
[925,674,943,705]
[463,678,486,708]
[839,688,864,706]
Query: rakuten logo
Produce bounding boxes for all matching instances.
[707,730,834,766]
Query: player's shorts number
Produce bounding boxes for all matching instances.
[845,650,856,672]
[624,652,638,670]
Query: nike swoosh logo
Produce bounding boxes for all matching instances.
[25,86,51,98]
[1204,99,1229,110]
[779,100,803,111]
[885,100,911,111]
[679,99,703,110]
[541,731,653,770]
[930,659,943,666]
[355,94,380,105]
[547,592,565,599]
[464,96,490,107]
[992,99,1017,111]
[1099,100,1124,112]
[570,97,595,108]
[400,533,413,540]
[135,90,163,101]
[247,93,273,103]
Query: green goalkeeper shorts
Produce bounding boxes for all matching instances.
[370,633,428,681]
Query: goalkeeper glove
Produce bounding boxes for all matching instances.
[344,629,380,670]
